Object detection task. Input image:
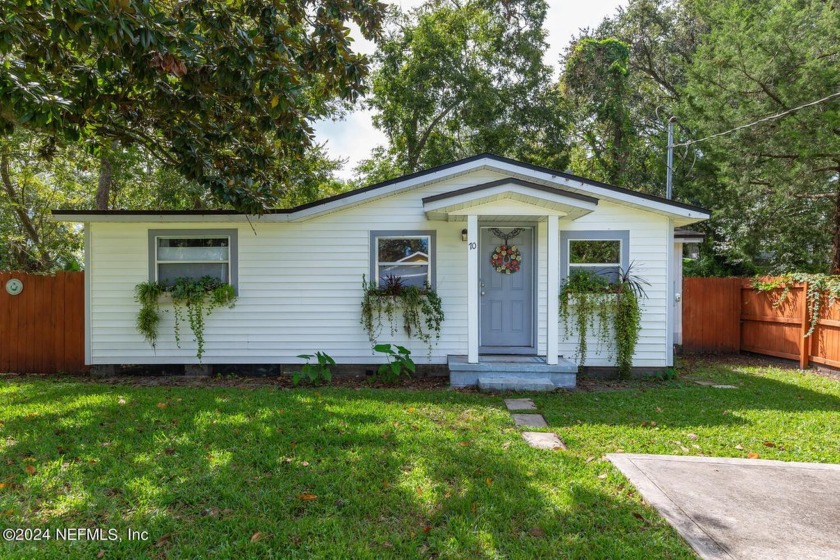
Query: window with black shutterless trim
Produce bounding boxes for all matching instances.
[148,229,238,289]
[369,231,436,288]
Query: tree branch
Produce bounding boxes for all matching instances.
[0,146,54,269]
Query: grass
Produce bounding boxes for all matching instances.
[0,359,837,559]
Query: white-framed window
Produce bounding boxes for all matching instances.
[148,229,238,288]
[370,231,435,288]
[561,231,629,283]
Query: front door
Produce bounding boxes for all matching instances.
[479,226,535,353]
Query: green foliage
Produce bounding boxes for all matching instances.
[373,343,416,382]
[563,38,644,188]
[659,367,678,381]
[292,352,336,386]
[681,0,840,273]
[360,275,444,357]
[0,131,94,271]
[0,0,386,213]
[559,271,611,367]
[569,0,709,196]
[751,273,840,337]
[134,281,165,347]
[134,276,237,360]
[614,281,642,378]
[559,267,645,379]
[357,0,568,182]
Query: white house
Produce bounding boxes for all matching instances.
[53,154,709,389]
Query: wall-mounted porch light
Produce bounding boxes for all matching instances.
[461,228,468,242]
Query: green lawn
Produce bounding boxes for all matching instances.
[0,359,837,559]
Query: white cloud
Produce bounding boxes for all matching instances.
[314,0,627,180]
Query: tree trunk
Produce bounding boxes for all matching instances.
[95,149,113,210]
[831,177,840,274]
[0,147,54,270]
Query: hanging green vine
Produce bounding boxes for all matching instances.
[360,275,444,357]
[559,266,645,379]
[751,273,840,337]
[134,276,237,360]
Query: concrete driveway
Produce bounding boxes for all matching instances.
[607,454,840,560]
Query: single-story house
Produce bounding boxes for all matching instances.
[53,154,709,389]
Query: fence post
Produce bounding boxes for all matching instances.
[799,282,809,369]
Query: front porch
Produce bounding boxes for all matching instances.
[448,354,577,391]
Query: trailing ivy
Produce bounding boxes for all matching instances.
[751,273,840,337]
[360,275,444,357]
[134,276,236,360]
[559,267,646,379]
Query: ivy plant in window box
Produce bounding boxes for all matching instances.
[135,276,236,360]
[360,275,444,357]
[559,265,647,379]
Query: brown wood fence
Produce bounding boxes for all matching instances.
[682,277,840,369]
[0,271,86,374]
[682,278,743,353]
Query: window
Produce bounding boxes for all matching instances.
[149,229,238,288]
[370,231,435,288]
[561,231,628,283]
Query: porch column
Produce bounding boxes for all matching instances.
[467,214,479,363]
[546,215,559,365]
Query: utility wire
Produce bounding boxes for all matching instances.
[672,91,840,148]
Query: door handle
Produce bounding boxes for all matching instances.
[480,291,485,296]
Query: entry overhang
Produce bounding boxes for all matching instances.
[422,178,598,221]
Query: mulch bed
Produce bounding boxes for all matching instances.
[3,354,837,390]
[0,371,453,390]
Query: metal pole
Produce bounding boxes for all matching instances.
[666,116,677,200]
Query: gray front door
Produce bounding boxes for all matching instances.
[479,226,535,353]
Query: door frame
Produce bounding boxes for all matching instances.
[478,223,539,355]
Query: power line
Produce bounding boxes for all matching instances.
[672,91,840,148]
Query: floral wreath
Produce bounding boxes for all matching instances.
[491,244,522,274]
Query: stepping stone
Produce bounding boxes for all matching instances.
[512,414,548,428]
[504,398,537,411]
[694,380,738,389]
[522,432,566,450]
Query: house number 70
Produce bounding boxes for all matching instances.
[468,242,477,250]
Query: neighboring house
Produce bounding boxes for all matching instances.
[53,154,709,389]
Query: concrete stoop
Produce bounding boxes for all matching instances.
[448,355,577,391]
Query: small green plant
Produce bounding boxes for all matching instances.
[360,275,444,358]
[374,343,415,382]
[659,367,678,381]
[292,352,336,386]
[559,263,647,379]
[134,276,237,360]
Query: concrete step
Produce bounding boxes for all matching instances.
[477,376,557,392]
[448,355,577,374]
[448,354,578,389]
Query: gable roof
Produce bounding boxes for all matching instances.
[422,177,599,222]
[52,153,710,224]
[421,177,599,205]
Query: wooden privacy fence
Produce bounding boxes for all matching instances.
[682,277,840,369]
[0,271,86,374]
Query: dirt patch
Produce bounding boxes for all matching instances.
[0,372,452,391]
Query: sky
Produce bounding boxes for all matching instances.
[312,0,628,179]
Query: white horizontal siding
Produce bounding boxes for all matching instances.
[88,170,672,368]
[557,201,670,367]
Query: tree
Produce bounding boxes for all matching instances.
[682,0,840,273]
[562,38,639,187]
[0,131,94,271]
[0,0,386,213]
[356,0,568,182]
[562,0,710,195]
